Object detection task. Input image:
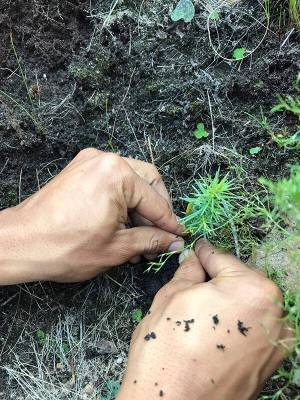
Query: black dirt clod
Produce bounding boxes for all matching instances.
[212,315,219,325]
[159,390,164,397]
[216,344,226,351]
[176,321,181,326]
[150,332,157,339]
[237,320,251,336]
[183,319,195,332]
[133,380,137,384]
[144,334,151,341]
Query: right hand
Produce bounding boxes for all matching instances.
[118,240,294,400]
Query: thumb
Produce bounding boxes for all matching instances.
[173,250,206,283]
[115,226,185,259]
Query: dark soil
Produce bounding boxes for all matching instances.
[0,0,300,398]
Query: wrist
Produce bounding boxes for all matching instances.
[0,206,42,284]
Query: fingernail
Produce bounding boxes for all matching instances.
[179,249,193,264]
[168,239,185,253]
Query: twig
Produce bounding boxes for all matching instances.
[207,90,216,151]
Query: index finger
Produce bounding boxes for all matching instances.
[123,158,172,207]
[123,166,184,236]
[195,239,250,279]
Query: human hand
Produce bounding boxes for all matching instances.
[0,149,184,284]
[117,240,293,400]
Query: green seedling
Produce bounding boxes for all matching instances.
[233,47,246,60]
[249,146,262,155]
[209,10,220,20]
[146,171,241,273]
[36,329,46,346]
[132,309,143,323]
[171,0,195,23]
[181,170,239,237]
[193,123,209,139]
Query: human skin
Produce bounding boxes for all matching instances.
[0,148,185,284]
[117,241,294,400]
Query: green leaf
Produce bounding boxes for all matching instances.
[233,47,246,60]
[36,329,46,346]
[293,368,300,386]
[249,146,262,155]
[171,0,195,23]
[132,309,143,322]
[193,123,209,139]
[209,10,220,20]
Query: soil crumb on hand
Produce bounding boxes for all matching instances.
[212,315,219,325]
[144,331,157,341]
[159,389,164,397]
[166,317,171,321]
[237,320,251,336]
[133,380,137,384]
[216,344,226,351]
[176,321,181,326]
[183,319,195,332]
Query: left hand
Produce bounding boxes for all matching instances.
[0,149,184,284]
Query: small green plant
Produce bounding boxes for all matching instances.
[249,146,262,155]
[233,47,246,60]
[181,170,239,237]
[193,123,209,139]
[101,380,120,400]
[132,309,143,323]
[36,329,46,346]
[171,0,195,23]
[147,170,243,273]
[209,10,220,20]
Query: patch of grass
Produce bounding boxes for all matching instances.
[258,166,300,399]
[0,35,43,133]
[289,0,300,28]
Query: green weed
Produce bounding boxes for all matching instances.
[132,309,143,323]
[193,122,209,139]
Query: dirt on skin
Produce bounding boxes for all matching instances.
[0,0,300,398]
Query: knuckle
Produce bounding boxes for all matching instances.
[147,235,161,254]
[98,153,125,175]
[242,276,283,307]
[77,147,100,159]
